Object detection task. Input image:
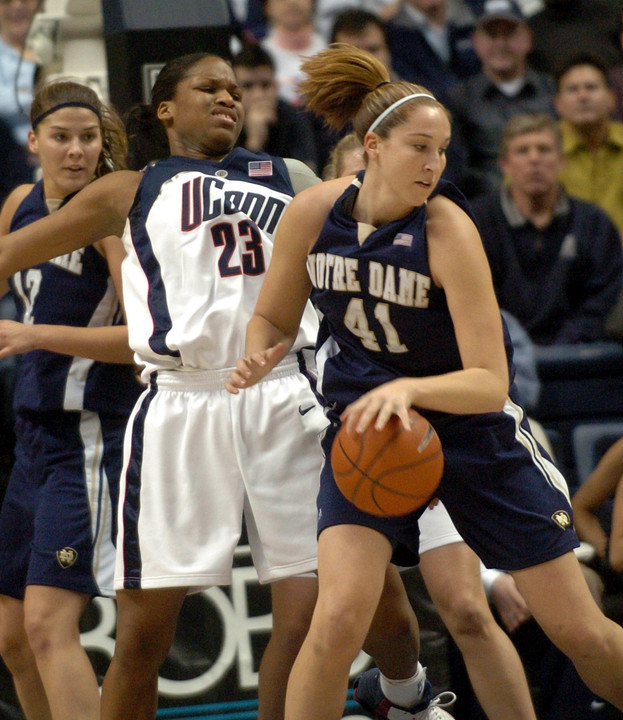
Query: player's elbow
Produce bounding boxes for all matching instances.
[486,372,508,413]
[609,541,623,573]
[489,395,507,414]
[252,312,296,348]
[0,247,15,281]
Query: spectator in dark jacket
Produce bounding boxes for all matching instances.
[527,0,623,75]
[471,113,623,346]
[385,0,480,102]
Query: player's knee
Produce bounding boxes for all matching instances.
[115,620,175,672]
[23,609,56,660]
[0,623,29,671]
[22,596,84,660]
[441,592,494,641]
[550,615,617,661]
[310,597,369,660]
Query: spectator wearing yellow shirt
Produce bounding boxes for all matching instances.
[554,55,623,235]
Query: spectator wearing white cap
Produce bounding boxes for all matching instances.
[448,0,555,198]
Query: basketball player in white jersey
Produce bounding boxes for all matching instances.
[0,52,321,720]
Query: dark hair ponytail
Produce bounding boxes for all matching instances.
[124,103,169,170]
[124,52,230,168]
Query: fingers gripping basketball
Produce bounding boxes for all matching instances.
[331,409,443,517]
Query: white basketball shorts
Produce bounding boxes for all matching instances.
[115,359,324,592]
[417,501,463,556]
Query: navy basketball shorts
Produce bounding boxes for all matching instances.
[0,409,126,599]
[318,397,579,571]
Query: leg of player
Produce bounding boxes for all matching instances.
[100,587,188,720]
[258,575,318,720]
[358,565,456,717]
[512,552,623,708]
[285,524,394,720]
[420,542,537,720]
[362,564,420,682]
[0,594,52,720]
[23,585,99,720]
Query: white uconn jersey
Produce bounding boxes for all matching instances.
[121,151,319,379]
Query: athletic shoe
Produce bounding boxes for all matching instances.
[353,667,456,720]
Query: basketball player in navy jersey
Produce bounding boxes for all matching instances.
[227,45,623,720]
[325,132,538,720]
[0,80,140,720]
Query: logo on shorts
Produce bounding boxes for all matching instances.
[56,547,78,569]
[299,404,315,416]
[551,510,571,530]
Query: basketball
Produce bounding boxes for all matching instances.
[331,409,443,517]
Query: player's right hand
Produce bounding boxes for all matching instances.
[0,319,36,359]
[225,342,287,394]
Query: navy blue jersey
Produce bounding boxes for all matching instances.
[310,176,516,415]
[8,181,141,413]
[311,175,579,571]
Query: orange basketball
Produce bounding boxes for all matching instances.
[331,409,443,517]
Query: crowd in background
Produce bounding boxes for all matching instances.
[222,0,623,350]
[1,1,623,719]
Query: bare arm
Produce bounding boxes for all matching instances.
[0,321,133,363]
[572,436,623,559]
[0,171,142,279]
[0,234,134,364]
[226,179,345,392]
[610,479,623,571]
[422,195,509,410]
[0,184,33,236]
[0,185,35,303]
[0,180,137,364]
[343,194,509,433]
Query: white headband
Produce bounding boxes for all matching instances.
[366,93,436,135]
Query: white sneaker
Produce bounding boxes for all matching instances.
[412,692,457,720]
[354,668,456,720]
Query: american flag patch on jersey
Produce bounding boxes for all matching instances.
[248,160,273,177]
[393,232,413,247]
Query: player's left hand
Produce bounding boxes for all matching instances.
[340,378,416,435]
